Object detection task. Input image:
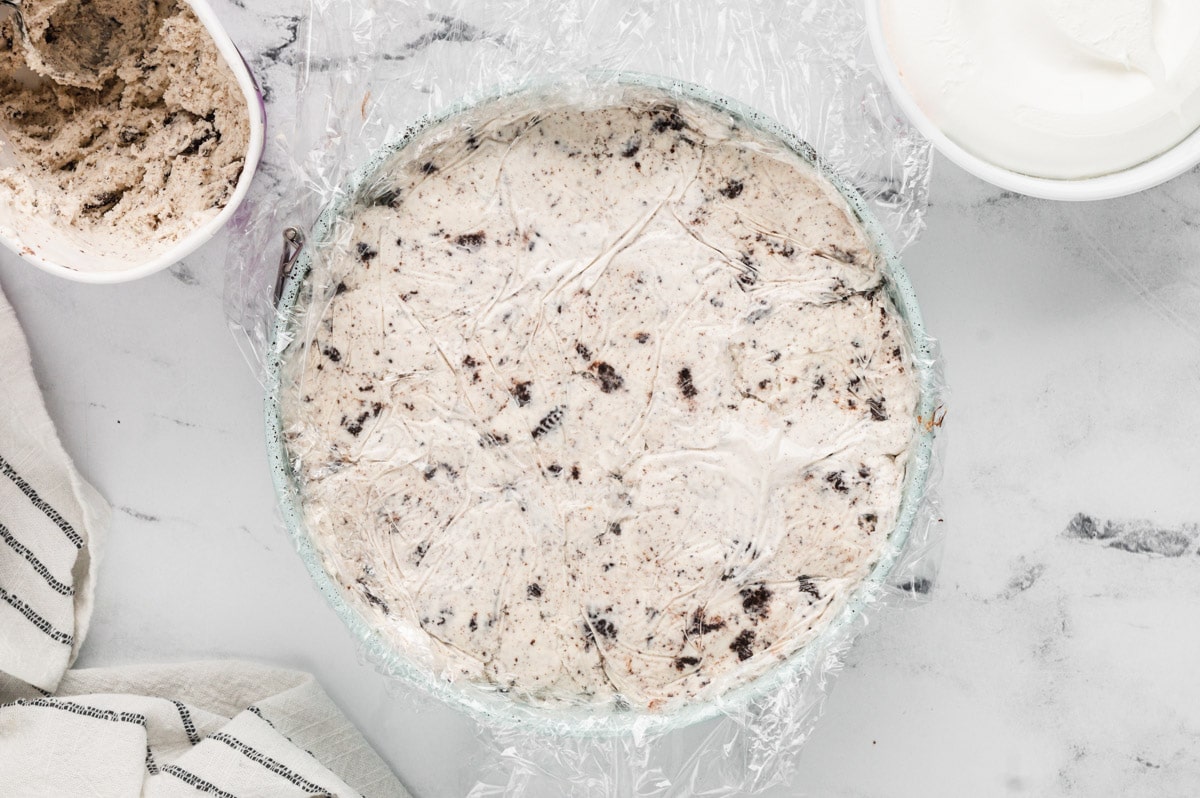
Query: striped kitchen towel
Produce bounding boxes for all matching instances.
[0,661,411,798]
[0,286,410,797]
[0,285,109,694]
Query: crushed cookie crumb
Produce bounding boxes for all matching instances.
[356,242,378,262]
[730,629,756,661]
[825,471,849,493]
[588,361,625,393]
[454,231,486,251]
[531,406,564,439]
[687,609,726,636]
[510,380,533,406]
[718,178,744,199]
[677,367,698,398]
[739,584,772,619]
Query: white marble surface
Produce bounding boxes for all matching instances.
[3,2,1200,796]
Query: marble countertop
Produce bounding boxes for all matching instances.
[2,2,1199,796]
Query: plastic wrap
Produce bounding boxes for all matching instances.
[228,1,944,794]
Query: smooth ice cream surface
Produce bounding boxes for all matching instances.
[281,88,921,711]
[0,0,249,271]
[880,0,1200,179]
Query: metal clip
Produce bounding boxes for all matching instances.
[274,227,305,306]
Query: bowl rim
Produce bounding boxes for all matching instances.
[0,0,266,283]
[264,71,939,738]
[863,0,1200,201]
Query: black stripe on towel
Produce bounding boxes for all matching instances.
[0,587,72,645]
[0,453,85,549]
[173,699,202,745]
[3,698,145,726]
[0,521,74,596]
[209,732,333,795]
[162,765,240,798]
[245,705,273,727]
[247,705,321,758]
[247,705,320,762]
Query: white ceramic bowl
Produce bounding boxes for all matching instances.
[0,0,265,282]
[864,0,1200,201]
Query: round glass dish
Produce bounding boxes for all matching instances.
[864,0,1200,201]
[265,72,938,737]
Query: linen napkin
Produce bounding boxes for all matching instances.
[0,661,409,798]
[0,287,108,693]
[0,284,411,798]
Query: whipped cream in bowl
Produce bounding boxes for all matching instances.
[866,0,1200,199]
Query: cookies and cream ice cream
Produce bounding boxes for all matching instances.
[281,88,921,710]
[0,0,250,271]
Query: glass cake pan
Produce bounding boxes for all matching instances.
[265,71,939,738]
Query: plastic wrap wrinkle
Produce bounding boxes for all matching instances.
[234,1,943,795]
